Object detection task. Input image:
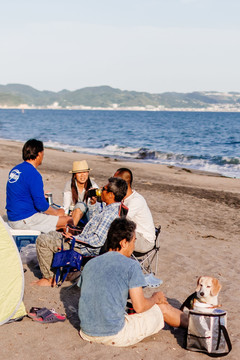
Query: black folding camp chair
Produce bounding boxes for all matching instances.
[52,237,107,287]
[131,225,161,276]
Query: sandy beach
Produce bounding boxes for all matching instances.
[0,139,240,360]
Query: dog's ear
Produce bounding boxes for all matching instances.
[211,278,222,296]
[196,276,202,291]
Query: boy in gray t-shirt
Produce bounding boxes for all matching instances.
[79,251,146,336]
[78,218,188,347]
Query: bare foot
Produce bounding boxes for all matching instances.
[31,278,56,287]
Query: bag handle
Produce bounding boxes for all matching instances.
[61,236,76,251]
[218,325,232,355]
[216,314,232,355]
[70,237,76,249]
[61,237,64,251]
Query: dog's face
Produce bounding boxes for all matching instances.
[196,276,222,300]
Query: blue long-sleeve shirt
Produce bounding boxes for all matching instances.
[6,162,49,221]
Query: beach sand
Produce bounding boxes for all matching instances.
[0,139,239,360]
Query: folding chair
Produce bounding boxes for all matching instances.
[131,225,162,287]
[53,237,106,287]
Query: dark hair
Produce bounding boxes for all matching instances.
[107,177,127,202]
[71,174,92,205]
[115,168,133,186]
[106,217,136,251]
[22,139,44,161]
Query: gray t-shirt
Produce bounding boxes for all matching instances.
[78,251,146,336]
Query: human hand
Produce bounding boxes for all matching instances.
[90,196,97,205]
[152,292,168,305]
[63,232,73,240]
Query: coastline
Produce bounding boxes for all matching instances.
[1,104,240,112]
[1,109,239,180]
[0,139,240,359]
[1,137,239,181]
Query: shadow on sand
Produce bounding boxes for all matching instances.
[165,297,187,349]
[60,283,80,331]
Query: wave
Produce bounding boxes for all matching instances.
[43,141,240,178]
[1,109,239,179]
[1,137,239,178]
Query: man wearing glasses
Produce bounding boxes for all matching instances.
[35,177,127,286]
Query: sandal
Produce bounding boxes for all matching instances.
[143,273,163,288]
[28,307,66,323]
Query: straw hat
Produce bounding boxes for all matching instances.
[69,160,92,173]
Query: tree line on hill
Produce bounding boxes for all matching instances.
[0,83,240,109]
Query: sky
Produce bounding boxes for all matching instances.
[1,0,240,94]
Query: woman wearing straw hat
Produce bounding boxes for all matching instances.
[63,160,98,225]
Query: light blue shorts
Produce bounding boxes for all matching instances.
[73,201,88,214]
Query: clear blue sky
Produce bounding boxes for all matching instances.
[1,0,239,93]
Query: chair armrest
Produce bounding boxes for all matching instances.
[73,238,102,249]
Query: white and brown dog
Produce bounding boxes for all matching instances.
[180,276,222,311]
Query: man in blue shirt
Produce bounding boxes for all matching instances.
[6,139,72,233]
[35,177,128,286]
[78,217,188,347]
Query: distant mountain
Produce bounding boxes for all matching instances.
[0,83,240,109]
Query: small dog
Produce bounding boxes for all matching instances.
[180,276,222,311]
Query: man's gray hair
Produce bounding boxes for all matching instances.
[107,177,127,202]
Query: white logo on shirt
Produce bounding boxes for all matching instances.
[8,169,21,183]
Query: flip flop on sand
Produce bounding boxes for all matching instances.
[28,307,66,323]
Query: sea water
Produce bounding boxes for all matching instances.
[0,109,239,178]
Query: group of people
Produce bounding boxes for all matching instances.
[5,138,188,347]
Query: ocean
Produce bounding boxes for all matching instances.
[0,109,239,178]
